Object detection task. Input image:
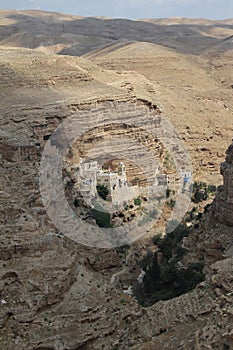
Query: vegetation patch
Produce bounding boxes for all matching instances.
[134,197,142,206]
[192,181,216,203]
[96,184,109,200]
[134,222,205,307]
[74,197,80,207]
[89,203,112,228]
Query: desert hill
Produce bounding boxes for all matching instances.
[140,17,233,25]
[0,10,233,55]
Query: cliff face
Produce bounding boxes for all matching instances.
[135,141,233,350]
[214,140,233,226]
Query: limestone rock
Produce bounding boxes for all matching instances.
[213,140,233,226]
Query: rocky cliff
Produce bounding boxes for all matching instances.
[0,31,233,350]
[214,140,233,226]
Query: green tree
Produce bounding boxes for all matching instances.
[74,197,80,207]
[96,184,109,200]
[89,207,112,228]
[134,197,142,206]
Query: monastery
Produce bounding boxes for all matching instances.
[79,160,139,204]
[77,159,191,205]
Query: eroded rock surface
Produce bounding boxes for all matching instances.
[0,31,233,350]
[214,140,233,226]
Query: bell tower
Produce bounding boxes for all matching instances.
[118,162,126,177]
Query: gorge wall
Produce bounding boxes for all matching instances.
[214,140,233,226]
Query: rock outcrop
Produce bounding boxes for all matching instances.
[214,140,233,226]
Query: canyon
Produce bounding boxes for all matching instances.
[0,10,233,350]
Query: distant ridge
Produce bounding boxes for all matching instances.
[138,17,233,26]
[0,10,232,55]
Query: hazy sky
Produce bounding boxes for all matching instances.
[0,0,232,19]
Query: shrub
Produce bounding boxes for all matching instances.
[140,250,154,270]
[152,233,162,245]
[166,188,171,198]
[204,203,211,213]
[192,181,209,203]
[208,184,217,193]
[89,208,112,228]
[96,184,109,200]
[74,198,80,207]
[167,199,176,208]
[173,245,188,259]
[134,197,142,206]
[116,244,130,255]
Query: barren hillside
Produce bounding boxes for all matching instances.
[1,10,233,184]
[0,10,233,55]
